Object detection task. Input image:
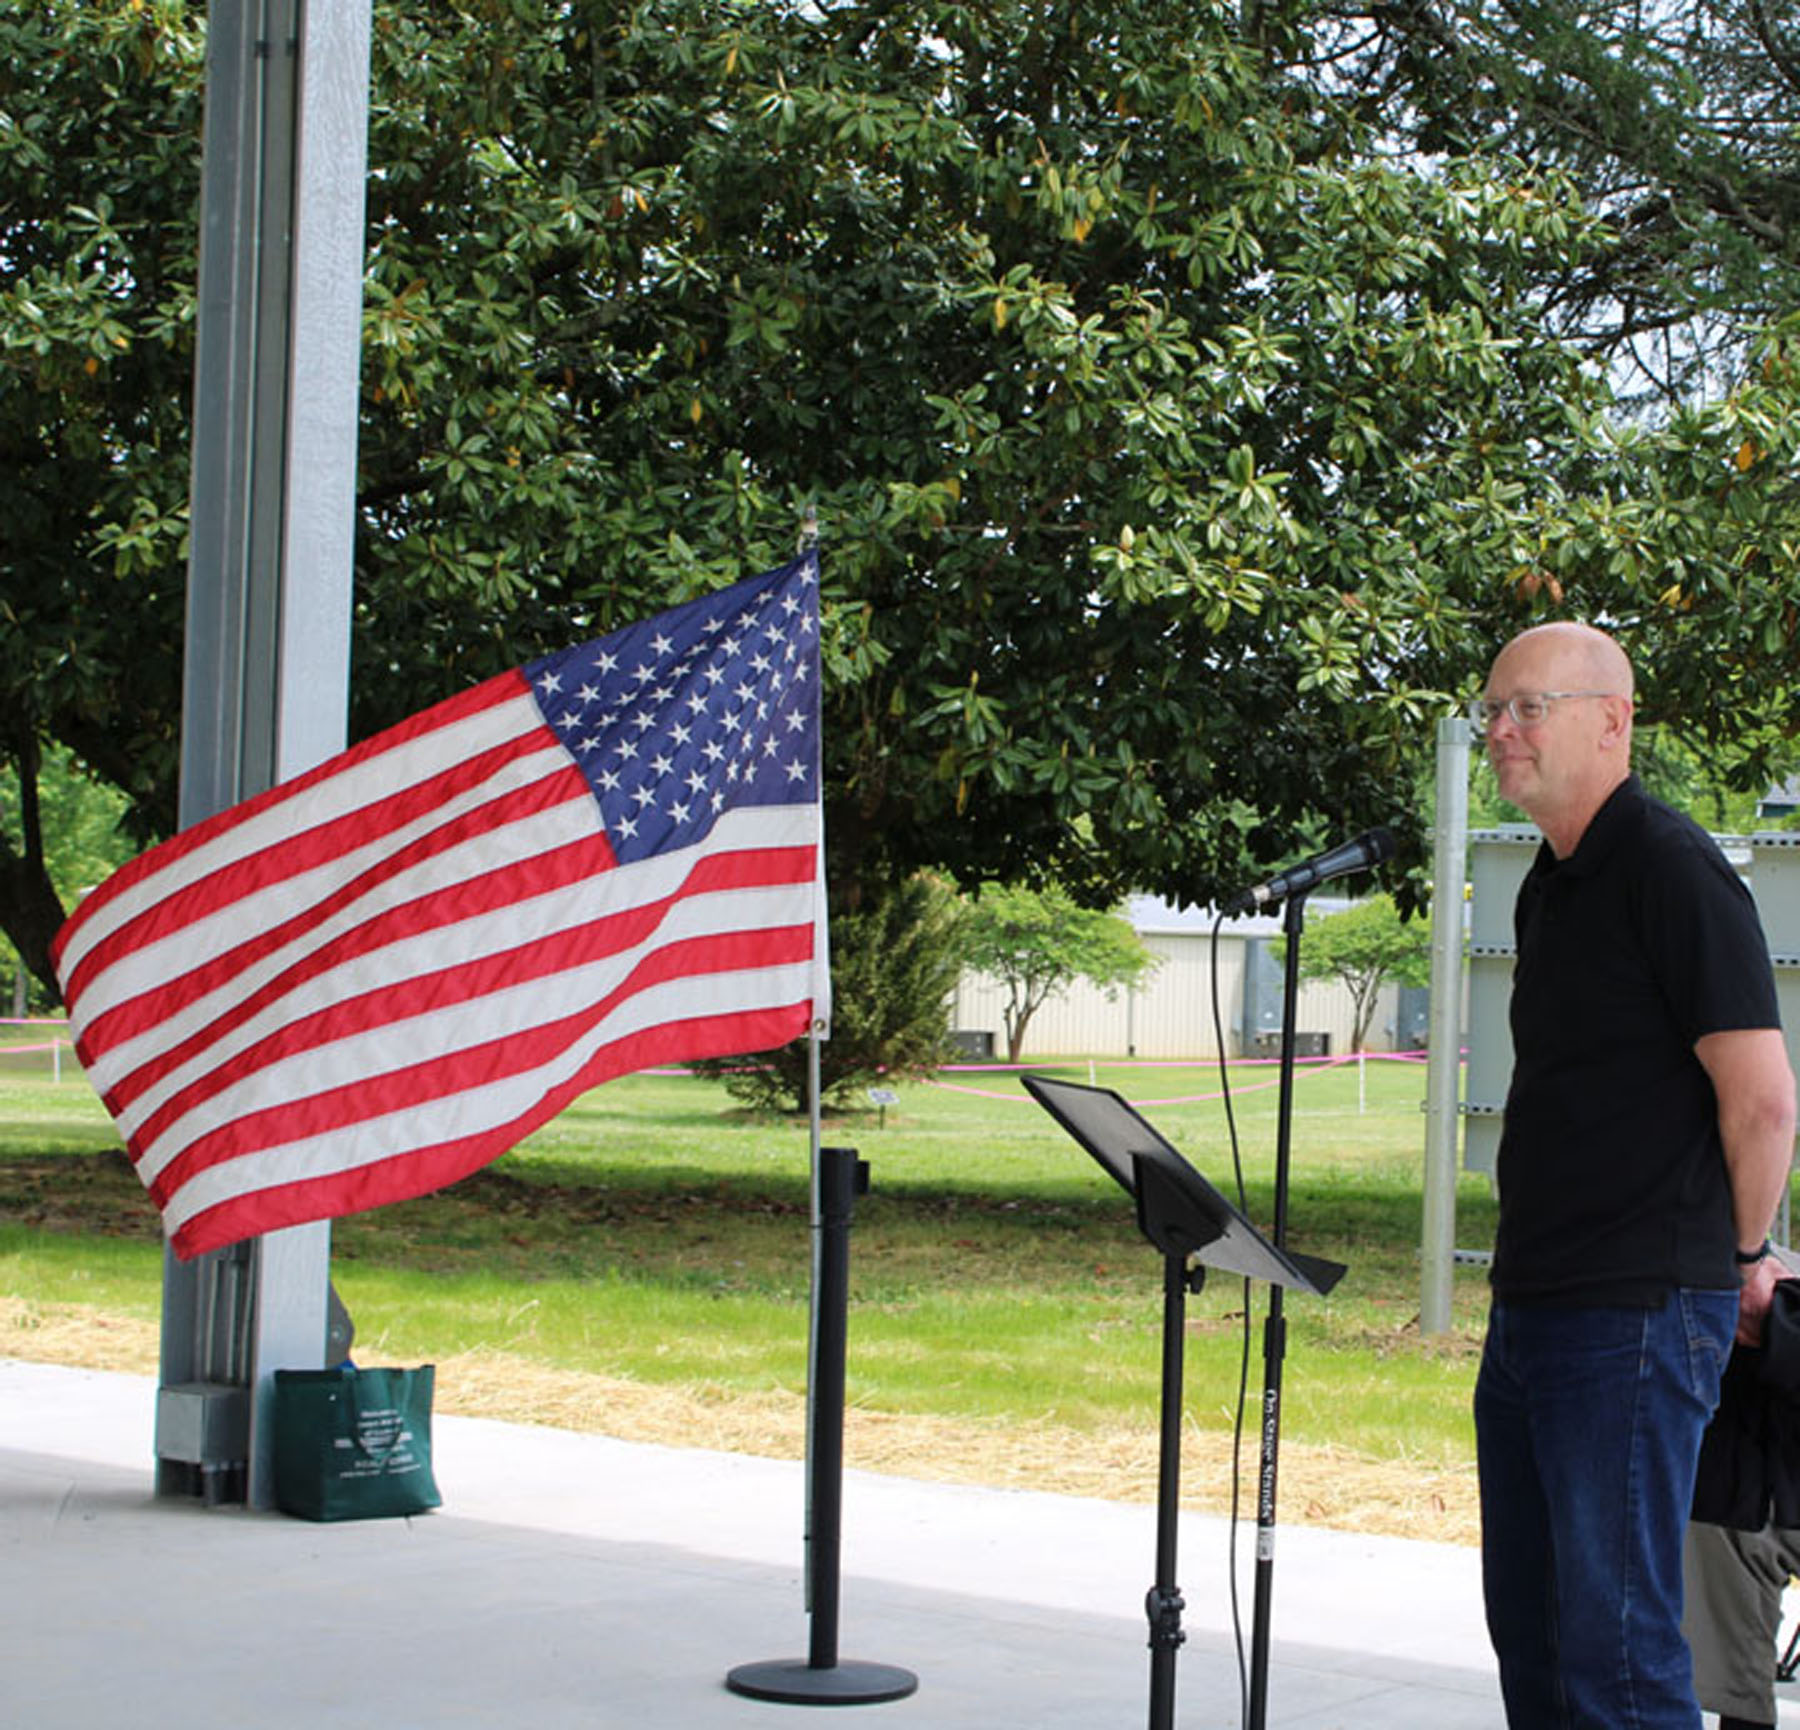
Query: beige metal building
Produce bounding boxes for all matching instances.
[948,895,1414,1062]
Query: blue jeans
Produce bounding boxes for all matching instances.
[1474,1291,1737,1729]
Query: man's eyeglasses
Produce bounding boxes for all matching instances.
[1468,691,1621,733]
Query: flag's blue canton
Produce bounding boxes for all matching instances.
[524,552,820,866]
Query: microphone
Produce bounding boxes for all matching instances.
[1222,826,1397,916]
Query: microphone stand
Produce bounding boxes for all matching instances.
[1248,887,1309,1730]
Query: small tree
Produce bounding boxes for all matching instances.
[961,883,1159,1063]
[1275,894,1432,1053]
[694,871,967,1115]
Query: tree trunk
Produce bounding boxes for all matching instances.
[0,744,69,1007]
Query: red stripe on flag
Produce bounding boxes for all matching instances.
[94,828,615,1122]
[63,724,565,1023]
[63,732,570,1049]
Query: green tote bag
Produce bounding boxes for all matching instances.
[272,1364,442,1522]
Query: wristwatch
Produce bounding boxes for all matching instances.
[1735,1238,1773,1266]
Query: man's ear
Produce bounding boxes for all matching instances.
[1598,696,1634,753]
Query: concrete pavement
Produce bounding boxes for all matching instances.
[0,1356,1762,1728]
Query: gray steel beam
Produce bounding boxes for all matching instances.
[162,0,371,1507]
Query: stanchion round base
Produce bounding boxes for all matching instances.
[725,1658,919,1706]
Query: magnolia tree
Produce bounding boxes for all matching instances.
[9,1,1800,1004]
[1319,0,1800,402]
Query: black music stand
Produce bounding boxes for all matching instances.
[1023,1074,1345,1730]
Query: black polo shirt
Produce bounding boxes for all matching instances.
[1491,776,1781,1306]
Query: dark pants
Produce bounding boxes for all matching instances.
[1475,1291,1737,1728]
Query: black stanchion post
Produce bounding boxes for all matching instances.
[805,1144,855,1669]
[726,1147,919,1707]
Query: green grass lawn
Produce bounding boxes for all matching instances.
[0,1050,1499,1469]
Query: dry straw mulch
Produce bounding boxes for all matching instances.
[1,1295,1478,1546]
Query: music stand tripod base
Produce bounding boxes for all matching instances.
[726,1658,919,1705]
[1019,1073,1346,1730]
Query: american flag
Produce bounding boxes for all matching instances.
[51,553,828,1259]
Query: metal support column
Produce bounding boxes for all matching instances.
[158,0,371,1507]
[1419,716,1471,1335]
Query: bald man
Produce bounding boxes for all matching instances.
[1471,622,1796,1729]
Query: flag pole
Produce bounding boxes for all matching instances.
[724,526,916,1708]
[805,1021,825,1633]
[804,1022,828,1623]
[726,1037,915,1704]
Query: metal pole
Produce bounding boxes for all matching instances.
[1145,1254,1191,1730]
[1420,715,1471,1334]
[159,0,370,1506]
[725,1141,918,1705]
[1247,891,1307,1730]
[806,1147,857,1669]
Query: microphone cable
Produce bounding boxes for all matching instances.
[1209,909,1256,1730]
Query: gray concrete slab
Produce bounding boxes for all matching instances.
[0,1358,1560,1727]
